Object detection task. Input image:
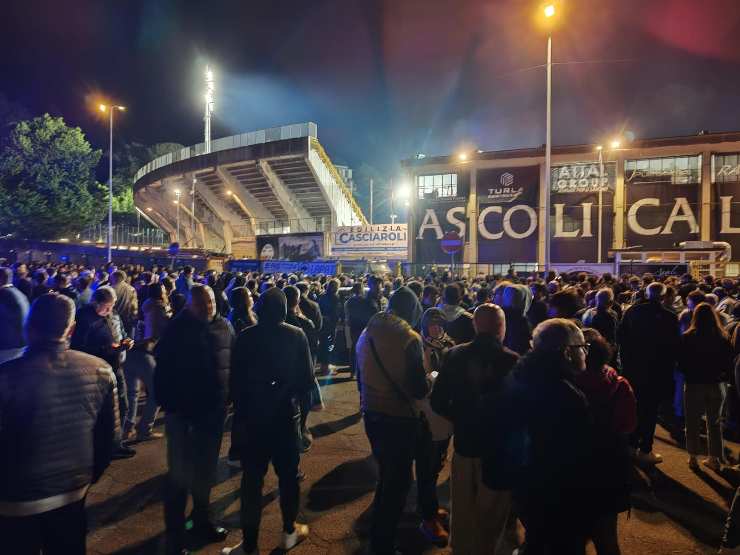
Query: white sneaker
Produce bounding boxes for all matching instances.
[222,542,256,555]
[281,523,309,550]
[636,451,663,465]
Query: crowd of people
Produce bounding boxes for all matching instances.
[1,260,740,554]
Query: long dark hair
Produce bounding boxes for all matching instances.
[686,302,726,339]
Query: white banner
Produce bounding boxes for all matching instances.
[331,224,408,259]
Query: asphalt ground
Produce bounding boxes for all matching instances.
[86,372,738,555]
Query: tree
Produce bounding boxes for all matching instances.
[111,141,184,214]
[0,114,105,239]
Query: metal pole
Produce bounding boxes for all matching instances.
[544,33,552,274]
[176,192,181,243]
[598,150,604,264]
[390,191,396,225]
[107,109,113,263]
[191,177,196,241]
[369,178,374,225]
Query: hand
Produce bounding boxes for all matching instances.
[121,338,134,350]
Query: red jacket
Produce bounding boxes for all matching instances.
[576,365,637,435]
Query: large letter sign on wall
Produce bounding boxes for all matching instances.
[712,153,740,259]
[624,156,701,248]
[413,171,470,263]
[476,166,540,263]
[550,162,614,263]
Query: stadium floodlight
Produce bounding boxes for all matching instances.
[397,184,411,199]
[458,152,468,161]
[610,139,621,149]
[204,65,215,154]
[98,103,126,263]
[596,145,603,151]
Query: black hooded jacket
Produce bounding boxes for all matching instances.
[230,288,315,445]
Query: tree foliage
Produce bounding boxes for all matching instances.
[111,141,184,214]
[0,114,105,239]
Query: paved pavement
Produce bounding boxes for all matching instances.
[87,373,738,555]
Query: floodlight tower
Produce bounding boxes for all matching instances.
[204,66,215,154]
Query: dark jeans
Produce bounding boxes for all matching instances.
[0,498,87,555]
[629,386,661,453]
[113,366,129,433]
[124,351,160,435]
[415,420,449,520]
[723,486,740,548]
[164,409,225,553]
[239,428,301,552]
[518,502,587,555]
[364,411,420,555]
[318,320,337,365]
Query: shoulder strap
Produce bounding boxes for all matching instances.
[368,336,418,417]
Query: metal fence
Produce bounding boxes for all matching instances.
[78,225,168,247]
[231,217,331,237]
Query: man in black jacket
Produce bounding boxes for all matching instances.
[222,287,314,555]
[0,293,119,555]
[617,281,680,465]
[155,284,234,555]
[431,303,519,554]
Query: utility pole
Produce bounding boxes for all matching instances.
[369,178,374,225]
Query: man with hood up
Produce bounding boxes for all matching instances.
[357,286,429,555]
[501,284,532,355]
[222,287,315,555]
[438,284,475,344]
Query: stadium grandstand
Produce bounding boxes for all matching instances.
[133,122,366,257]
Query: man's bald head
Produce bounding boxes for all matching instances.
[187,284,216,322]
[473,303,506,341]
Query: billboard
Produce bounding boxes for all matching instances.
[624,156,701,249]
[550,162,615,263]
[712,153,740,257]
[256,233,324,261]
[477,166,540,263]
[331,224,408,259]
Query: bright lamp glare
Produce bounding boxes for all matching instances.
[610,140,621,149]
[458,153,468,161]
[99,104,107,112]
[398,185,411,199]
[544,4,556,17]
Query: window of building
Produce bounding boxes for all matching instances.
[713,153,740,183]
[417,173,458,199]
[625,155,701,185]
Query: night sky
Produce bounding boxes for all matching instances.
[3,0,740,184]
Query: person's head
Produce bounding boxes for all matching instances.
[629,276,641,291]
[663,285,677,305]
[53,273,70,290]
[13,263,28,279]
[295,282,309,297]
[186,284,216,322]
[473,303,506,342]
[351,282,363,297]
[147,282,167,304]
[110,269,126,286]
[228,286,253,315]
[327,278,340,296]
[442,284,461,306]
[645,281,666,302]
[686,289,706,311]
[77,273,93,292]
[387,286,423,328]
[183,265,193,277]
[582,328,613,373]
[0,267,12,287]
[406,280,423,299]
[91,286,116,317]
[547,290,580,319]
[530,282,547,301]
[255,287,287,326]
[531,318,587,373]
[687,302,725,338]
[502,284,531,315]
[284,285,301,312]
[595,288,614,309]
[32,269,48,285]
[367,275,382,296]
[392,276,404,291]
[421,307,447,340]
[713,287,727,301]
[422,284,438,303]
[476,287,490,305]
[705,293,719,307]
[25,293,75,345]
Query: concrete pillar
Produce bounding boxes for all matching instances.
[701,150,712,241]
[467,167,478,276]
[538,161,547,268]
[614,152,626,248]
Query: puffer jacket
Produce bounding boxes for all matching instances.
[71,304,120,370]
[0,342,119,506]
[0,285,29,351]
[154,309,234,417]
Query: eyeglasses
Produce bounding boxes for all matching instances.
[567,343,590,354]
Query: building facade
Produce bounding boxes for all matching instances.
[402,132,740,275]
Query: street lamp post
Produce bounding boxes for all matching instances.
[543,3,555,274]
[99,104,125,263]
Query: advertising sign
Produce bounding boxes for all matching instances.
[331,224,407,259]
[257,233,324,261]
[712,153,740,258]
[262,260,337,275]
[624,156,701,249]
[550,162,615,263]
[413,200,468,264]
[476,166,540,263]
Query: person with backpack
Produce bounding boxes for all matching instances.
[578,329,637,555]
[222,287,316,555]
[431,303,519,554]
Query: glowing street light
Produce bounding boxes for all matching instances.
[458,152,468,161]
[544,3,556,18]
[204,65,215,154]
[174,189,182,242]
[99,103,126,263]
[610,139,621,149]
[541,2,558,273]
